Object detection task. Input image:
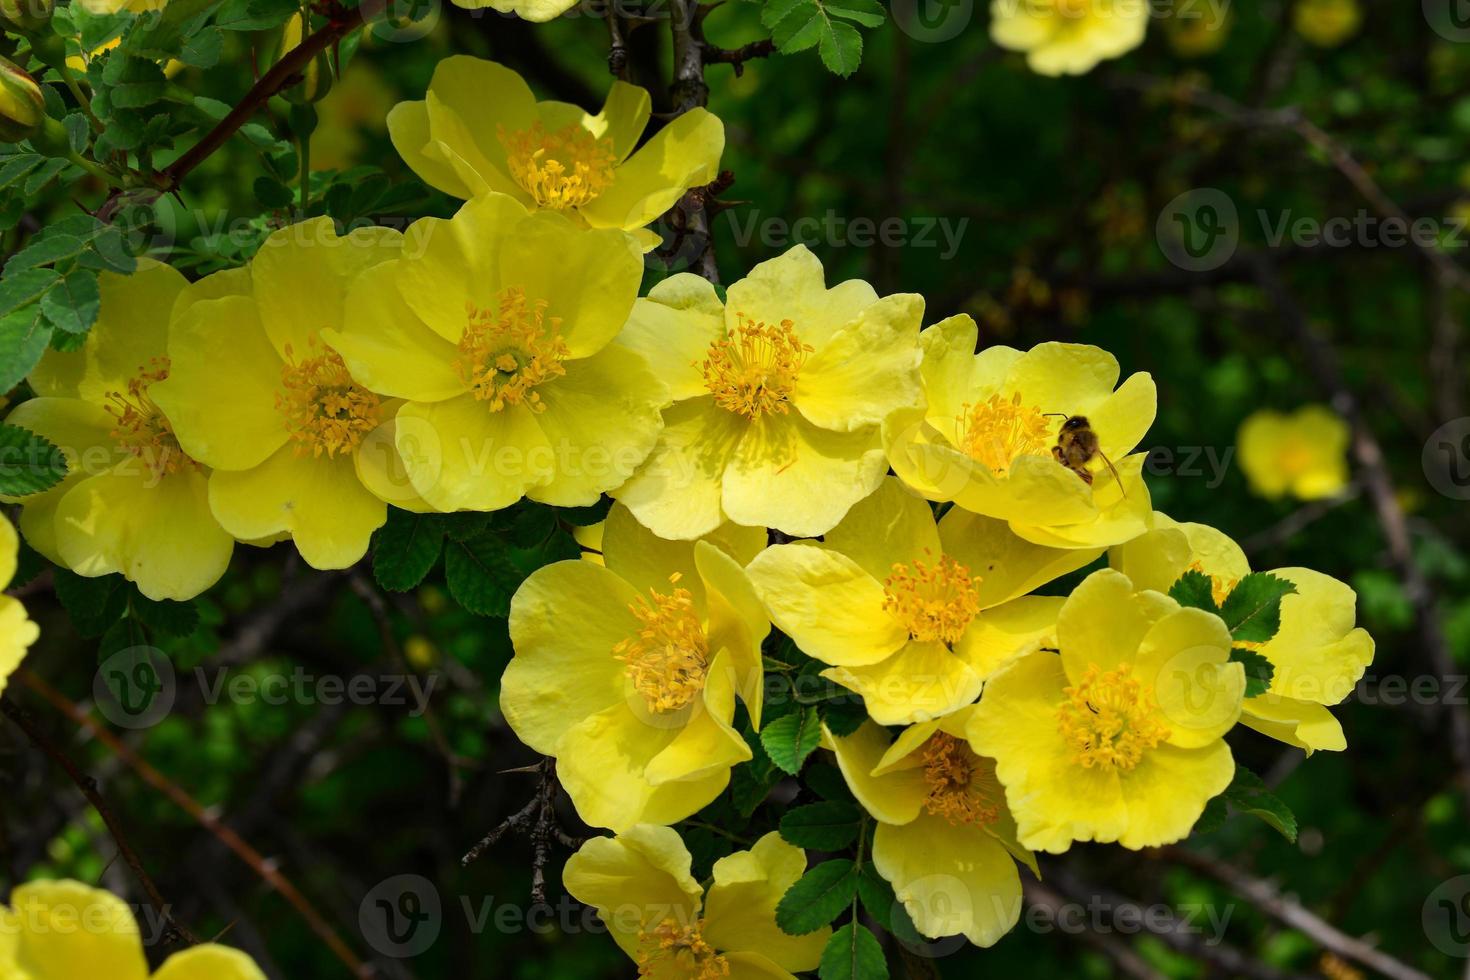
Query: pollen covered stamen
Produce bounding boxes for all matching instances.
[1056,663,1170,770]
[276,341,382,458]
[883,551,981,646]
[634,919,729,980]
[957,392,1052,475]
[614,574,710,714]
[106,357,190,477]
[455,287,569,414]
[921,733,1003,827]
[498,121,617,210]
[700,314,812,421]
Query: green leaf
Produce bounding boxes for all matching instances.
[776,859,859,935]
[805,761,855,803]
[819,922,888,980]
[23,159,70,196]
[1168,568,1219,614]
[443,534,521,617]
[178,26,223,68]
[63,114,90,154]
[821,696,867,737]
[1217,765,1298,842]
[825,0,885,26]
[0,304,53,393]
[254,176,295,209]
[780,801,862,850]
[0,269,62,317]
[761,0,812,28]
[0,424,68,497]
[761,705,822,774]
[129,593,199,637]
[0,154,43,190]
[773,4,825,52]
[818,24,861,77]
[1219,573,1298,643]
[53,569,128,638]
[856,865,923,943]
[372,509,447,592]
[6,234,87,274]
[1229,647,1275,698]
[102,56,167,109]
[40,270,101,334]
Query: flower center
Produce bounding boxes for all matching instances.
[635,918,729,980]
[614,574,710,714]
[455,288,569,414]
[1047,0,1091,18]
[882,551,981,646]
[921,732,1003,827]
[276,341,382,459]
[700,314,812,421]
[498,121,617,210]
[1056,663,1170,771]
[105,358,190,477]
[957,393,1052,475]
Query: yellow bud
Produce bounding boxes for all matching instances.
[276,13,333,105]
[0,57,45,143]
[0,0,51,32]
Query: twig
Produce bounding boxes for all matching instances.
[1,695,199,946]
[705,39,775,77]
[17,669,372,979]
[1022,879,1161,980]
[1241,483,1362,556]
[462,759,581,904]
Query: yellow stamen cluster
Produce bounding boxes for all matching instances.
[276,341,383,459]
[455,288,569,414]
[498,121,617,210]
[614,574,710,714]
[882,551,981,646]
[1056,663,1170,770]
[700,314,812,420]
[105,358,189,478]
[635,919,730,980]
[1054,0,1092,18]
[957,392,1052,475]
[921,733,1003,827]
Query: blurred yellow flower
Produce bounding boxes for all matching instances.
[616,246,924,538]
[564,826,828,978]
[990,0,1150,76]
[2,879,264,979]
[389,57,723,247]
[1237,404,1351,501]
[501,504,767,831]
[150,218,409,570]
[1293,0,1361,48]
[324,194,668,513]
[969,568,1244,852]
[825,707,1035,946]
[311,61,395,171]
[886,316,1155,549]
[450,0,578,24]
[3,262,234,601]
[1111,515,1375,752]
[1165,4,1231,57]
[747,477,1093,724]
[0,514,38,699]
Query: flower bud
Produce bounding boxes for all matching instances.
[0,0,52,34]
[276,13,333,105]
[0,57,45,143]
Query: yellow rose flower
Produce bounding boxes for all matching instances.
[450,0,577,24]
[1292,0,1361,48]
[969,568,1245,852]
[1110,515,1375,752]
[148,218,410,570]
[0,514,39,699]
[322,194,668,513]
[825,707,1035,947]
[885,315,1155,550]
[615,246,924,539]
[1237,404,1350,501]
[388,57,723,247]
[563,825,828,978]
[747,477,1095,725]
[501,503,767,831]
[3,262,234,601]
[990,0,1150,77]
[2,879,264,980]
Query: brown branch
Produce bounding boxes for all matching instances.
[17,670,372,979]
[705,39,775,77]
[1,695,199,947]
[1022,879,1162,980]
[155,3,367,193]
[462,759,581,905]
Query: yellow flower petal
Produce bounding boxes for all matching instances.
[418,56,537,198]
[578,108,724,231]
[593,80,652,163]
[0,595,38,700]
[704,832,829,972]
[938,506,1100,609]
[1057,569,1175,682]
[955,594,1064,680]
[152,945,267,980]
[821,477,941,581]
[1114,740,1234,849]
[1263,567,1374,705]
[386,100,474,199]
[615,398,746,540]
[721,245,879,351]
[795,293,924,433]
[394,394,552,512]
[9,880,148,980]
[872,815,1022,947]
[916,315,981,423]
[746,543,906,667]
[1241,695,1347,753]
[696,540,770,728]
[616,275,726,402]
[825,721,927,825]
[823,640,983,726]
[1132,608,1243,748]
[643,651,751,785]
[562,825,704,960]
[327,260,465,403]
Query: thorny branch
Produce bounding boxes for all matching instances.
[462,759,582,905]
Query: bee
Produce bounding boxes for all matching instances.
[1047,414,1124,493]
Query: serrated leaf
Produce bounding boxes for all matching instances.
[1219,765,1298,842]
[40,270,101,334]
[0,304,53,392]
[54,568,128,638]
[1228,647,1274,698]
[443,534,521,617]
[254,176,294,210]
[6,235,87,274]
[825,0,884,26]
[1219,572,1297,643]
[0,269,61,317]
[761,706,822,774]
[0,424,67,496]
[23,159,70,197]
[821,696,866,737]
[806,761,855,803]
[179,26,223,68]
[772,4,825,52]
[776,859,859,935]
[761,0,812,28]
[1168,568,1220,614]
[819,922,887,980]
[129,593,199,637]
[0,155,42,191]
[373,509,446,592]
[63,114,91,154]
[780,801,862,850]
